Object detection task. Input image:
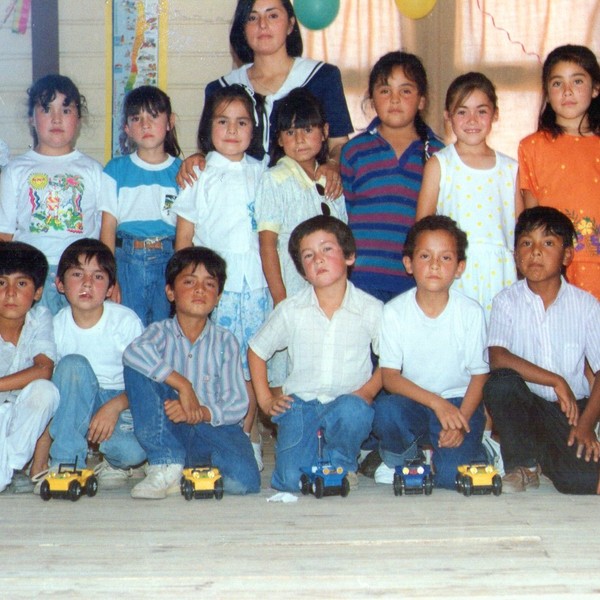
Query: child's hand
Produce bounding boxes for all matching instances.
[88,402,121,444]
[431,397,470,433]
[176,154,206,188]
[175,386,204,424]
[438,428,465,448]
[265,394,293,417]
[554,378,579,426]
[315,162,342,199]
[568,424,600,463]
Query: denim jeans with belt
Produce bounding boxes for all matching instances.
[115,235,174,326]
[50,355,146,470]
[123,366,260,494]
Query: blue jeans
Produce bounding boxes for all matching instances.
[39,265,69,315]
[123,366,260,494]
[49,355,146,470]
[373,394,485,489]
[116,236,174,326]
[271,394,374,492]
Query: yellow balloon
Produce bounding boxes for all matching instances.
[395,0,437,19]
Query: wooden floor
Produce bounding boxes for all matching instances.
[2,435,600,599]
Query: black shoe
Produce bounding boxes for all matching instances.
[358,450,382,478]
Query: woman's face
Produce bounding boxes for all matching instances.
[244,0,294,57]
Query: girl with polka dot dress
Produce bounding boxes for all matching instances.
[518,45,600,300]
[417,72,520,321]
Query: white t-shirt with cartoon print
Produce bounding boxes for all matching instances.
[0,149,102,264]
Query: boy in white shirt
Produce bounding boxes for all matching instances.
[48,239,145,488]
[249,216,383,492]
[0,242,59,492]
[374,215,488,488]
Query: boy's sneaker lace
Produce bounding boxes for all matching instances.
[96,461,146,490]
[130,464,183,499]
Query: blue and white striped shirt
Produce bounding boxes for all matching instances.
[123,318,248,426]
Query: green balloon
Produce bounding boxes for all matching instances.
[294,0,340,30]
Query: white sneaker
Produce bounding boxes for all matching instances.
[252,437,264,472]
[131,464,183,499]
[374,462,395,485]
[97,461,146,490]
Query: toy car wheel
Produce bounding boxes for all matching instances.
[393,473,402,497]
[86,475,98,497]
[300,474,311,496]
[40,480,51,501]
[424,475,433,496]
[313,476,324,499]
[183,480,194,501]
[180,476,186,495]
[69,480,82,502]
[462,476,472,497]
[492,474,502,496]
[455,473,463,493]
[340,476,350,498]
[214,478,224,500]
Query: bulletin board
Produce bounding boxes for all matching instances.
[104,0,168,161]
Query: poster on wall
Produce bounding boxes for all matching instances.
[106,0,167,160]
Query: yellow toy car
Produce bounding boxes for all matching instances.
[456,464,502,496]
[40,462,98,502]
[180,466,224,500]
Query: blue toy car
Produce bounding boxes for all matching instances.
[393,458,433,496]
[299,429,350,499]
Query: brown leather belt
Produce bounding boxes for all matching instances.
[115,238,167,250]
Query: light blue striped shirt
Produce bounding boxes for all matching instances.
[123,317,248,426]
[488,278,600,401]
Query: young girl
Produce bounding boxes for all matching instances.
[0,74,103,314]
[417,72,520,319]
[519,44,600,299]
[99,85,182,326]
[173,84,268,469]
[341,51,444,303]
[255,87,347,307]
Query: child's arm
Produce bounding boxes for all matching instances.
[351,367,382,405]
[176,153,207,189]
[88,392,128,444]
[489,346,579,425]
[382,367,470,432]
[248,348,293,416]
[514,169,525,217]
[175,215,195,251]
[439,373,487,448]
[259,230,287,305]
[0,353,53,392]
[568,370,600,464]
[415,156,441,220]
[99,212,122,303]
[162,370,206,425]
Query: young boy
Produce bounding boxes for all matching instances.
[249,215,383,492]
[123,246,260,499]
[483,206,600,494]
[373,215,488,489]
[48,239,145,487]
[0,241,59,492]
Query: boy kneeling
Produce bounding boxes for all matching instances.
[123,247,260,498]
[249,216,383,492]
[373,216,488,488]
[484,206,600,494]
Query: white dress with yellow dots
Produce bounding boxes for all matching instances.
[436,143,517,321]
